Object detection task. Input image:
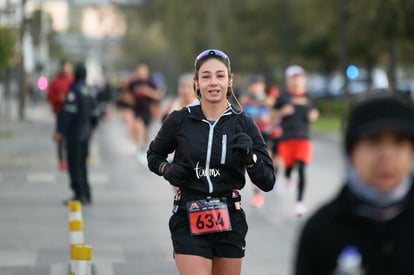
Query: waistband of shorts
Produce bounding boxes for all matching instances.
[178,188,241,202]
[174,188,241,211]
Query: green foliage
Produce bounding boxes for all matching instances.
[0,130,13,139]
[312,115,341,133]
[312,97,345,133]
[29,9,52,47]
[115,0,414,83]
[30,10,42,47]
[314,98,343,116]
[0,27,17,69]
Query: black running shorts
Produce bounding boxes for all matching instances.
[169,207,248,259]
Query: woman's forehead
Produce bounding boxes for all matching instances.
[198,59,228,73]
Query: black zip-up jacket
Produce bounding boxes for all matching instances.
[295,179,414,275]
[147,104,275,194]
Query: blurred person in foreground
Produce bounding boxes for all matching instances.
[47,60,74,171]
[54,64,99,205]
[273,65,319,216]
[294,95,414,275]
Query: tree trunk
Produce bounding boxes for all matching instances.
[281,0,292,72]
[365,55,374,95]
[339,0,349,136]
[18,0,27,121]
[4,68,11,120]
[387,38,398,94]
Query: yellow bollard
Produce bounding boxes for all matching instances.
[69,220,85,274]
[67,200,83,221]
[70,244,92,275]
[68,220,84,246]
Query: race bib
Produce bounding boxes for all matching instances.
[186,198,232,235]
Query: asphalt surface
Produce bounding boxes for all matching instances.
[0,102,344,275]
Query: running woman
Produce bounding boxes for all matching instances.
[147,49,275,275]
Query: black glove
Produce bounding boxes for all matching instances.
[231,125,254,165]
[163,163,188,187]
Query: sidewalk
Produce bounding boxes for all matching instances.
[0,102,177,275]
[0,103,72,274]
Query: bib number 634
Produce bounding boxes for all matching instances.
[197,211,224,229]
[186,199,232,235]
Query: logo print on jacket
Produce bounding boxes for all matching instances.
[194,162,221,179]
[189,202,199,210]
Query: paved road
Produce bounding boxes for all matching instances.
[0,102,344,275]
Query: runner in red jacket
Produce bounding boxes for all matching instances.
[47,60,74,171]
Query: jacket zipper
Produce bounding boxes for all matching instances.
[202,108,232,193]
[202,120,216,193]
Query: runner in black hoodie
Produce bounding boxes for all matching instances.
[147,49,275,275]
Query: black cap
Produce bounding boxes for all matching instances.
[345,95,414,154]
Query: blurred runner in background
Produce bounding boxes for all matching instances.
[162,72,199,121]
[47,60,74,171]
[273,65,319,216]
[116,76,136,154]
[162,72,199,193]
[241,74,279,208]
[127,64,162,164]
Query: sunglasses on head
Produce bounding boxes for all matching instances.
[194,49,231,68]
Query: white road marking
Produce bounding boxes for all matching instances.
[27,173,56,184]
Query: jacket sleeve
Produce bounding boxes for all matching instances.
[147,110,182,176]
[244,115,276,192]
[57,89,78,135]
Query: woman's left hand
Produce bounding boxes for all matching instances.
[230,126,254,164]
